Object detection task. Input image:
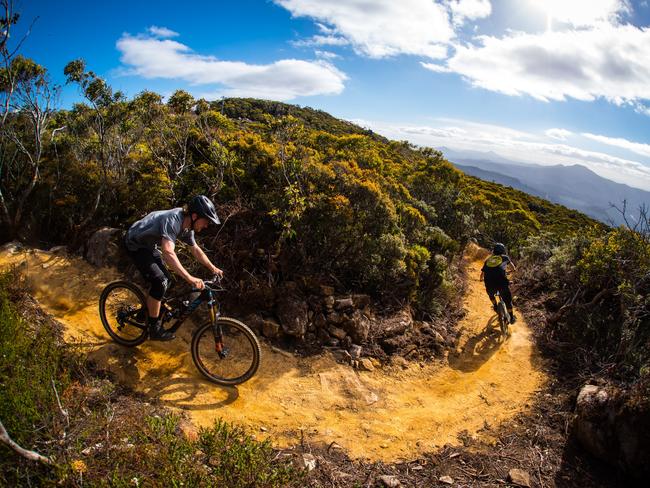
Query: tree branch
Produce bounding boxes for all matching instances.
[0,418,52,464]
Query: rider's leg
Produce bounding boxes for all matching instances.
[500,285,516,323]
[130,249,174,341]
[485,285,498,311]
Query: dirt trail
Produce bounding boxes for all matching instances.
[1,245,546,462]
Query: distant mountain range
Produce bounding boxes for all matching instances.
[439,147,650,227]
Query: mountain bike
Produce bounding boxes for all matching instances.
[98,278,261,386]
[494,290,510,337]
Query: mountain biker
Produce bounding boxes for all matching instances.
[479,242,517,324]
[124,195,224,341]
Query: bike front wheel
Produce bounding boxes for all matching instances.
[497,301,510,336]
[99,281,148,346]
[191,317,261,386]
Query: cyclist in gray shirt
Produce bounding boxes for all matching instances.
[125,195,223,340]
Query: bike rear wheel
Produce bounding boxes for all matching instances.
[497,300,510,336]
[99,281,148,346]
[191,317,261,386]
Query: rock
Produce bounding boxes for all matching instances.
[432,330,446,345]
[85,227,125,267]
[244,314,264,333]
[277,296,309,338]
[344,310,371,343]
[301,453,317,472]
[392,356,409,369]
[351,294,371,308]
[323,295,335,309]
[0,241,23,254]
[314,313,327,329]
[439,475,454,485]
[574,382,650,479]
[49,245,68,253]
[328,326,347,340]
[177,419,199,442]
[359,358,375,372]
[320,285,335,296]
[349,344,362,360]
[262,319,281,338]
[334,297,354,310]
[327,311,344,324]
[379,475,401,487]
[327,338,340,347]
[507,468,531,487]
[380,309,413,338]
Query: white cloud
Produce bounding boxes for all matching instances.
[116,33,347,101]
[582,132,650,158]
[292,34,350,47]
[545,128,572,140]
[147,26,179,38]
[531,0,630,28]
[447,0,492,25]
[436,24,650,107]
[315,50,340,60]
[275,0,454,59]
[420,62,452,73]
[361,118,650,190]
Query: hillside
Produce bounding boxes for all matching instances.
[442,148,650,226]
[2,89,649,486]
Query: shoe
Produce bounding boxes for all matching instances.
[148,318,175,341]
[510,314,517,324]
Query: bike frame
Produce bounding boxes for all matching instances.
[159,282,224,351]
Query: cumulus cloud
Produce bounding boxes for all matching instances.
[545,128,572,140]
[437,24,650,107]
[420,62,452,73]
[537,0,630,27]
[582,132,650,158]
[116,33,347,101]
[448,0,492,25]
[275,0,454,59]
[291,35,349,47]
[147,26,179,38]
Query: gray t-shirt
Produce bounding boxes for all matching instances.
[125,208,196,252]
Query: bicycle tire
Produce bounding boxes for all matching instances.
[99,280,148,346]
[497,300,509,336]
[191,317,261,386]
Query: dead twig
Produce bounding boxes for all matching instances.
[0,418,52,464]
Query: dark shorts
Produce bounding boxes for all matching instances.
[127,247,172,301]
[484,281,513,310]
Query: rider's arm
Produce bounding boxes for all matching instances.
[160,238,204,289]
[190,244,224,277]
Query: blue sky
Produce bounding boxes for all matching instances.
[14,0,650,190]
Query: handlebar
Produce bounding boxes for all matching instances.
[193,275,224,292]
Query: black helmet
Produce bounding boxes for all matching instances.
[188,195,220,225]
[493,242,506,255]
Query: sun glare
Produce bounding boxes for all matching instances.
[530,0,620,30]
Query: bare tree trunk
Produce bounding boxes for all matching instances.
[0,418,52,464]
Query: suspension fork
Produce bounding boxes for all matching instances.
[208,291,224,353]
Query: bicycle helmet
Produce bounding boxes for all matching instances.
[188,195,220,225]
[493,242,506,255]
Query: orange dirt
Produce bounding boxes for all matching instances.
[1,245,546,462]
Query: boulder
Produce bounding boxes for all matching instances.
[574,383,650,479]
[334,297,354,310]
[380,309,413,338]
[328,326,347,340]
[261,319,281,338]
[359,358,375,372]
[85,227,126,268]
[344,310,371,343]
[276,295,309,338]
[507,468,531,487]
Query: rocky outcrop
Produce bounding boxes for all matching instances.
[574,383,650,479]
[85,227,126,268]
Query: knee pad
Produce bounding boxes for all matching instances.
[149,276,169,301]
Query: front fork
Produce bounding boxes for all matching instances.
[208,293,225,356]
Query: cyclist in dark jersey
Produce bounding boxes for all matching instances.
[479,242,517,324]
[125,195,223,340]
